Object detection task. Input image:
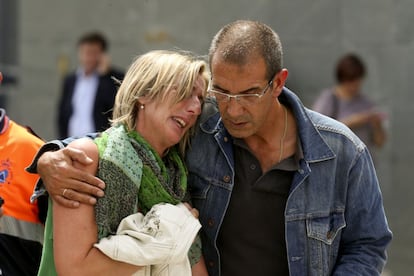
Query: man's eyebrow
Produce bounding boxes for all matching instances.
[212,83,260,94]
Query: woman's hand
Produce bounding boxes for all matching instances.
[37,147,106,207]
[184,202,200,219]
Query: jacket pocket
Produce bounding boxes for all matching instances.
[306,211,346,275]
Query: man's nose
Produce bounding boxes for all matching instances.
[225,97,244,117]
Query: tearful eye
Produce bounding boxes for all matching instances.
[190,91,204,105]
[198,95,204,104]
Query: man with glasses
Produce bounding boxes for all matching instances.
[29,21,391,275]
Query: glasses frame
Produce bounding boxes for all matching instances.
[208,78,274,105]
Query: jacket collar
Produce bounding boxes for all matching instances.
[200,87,335,163]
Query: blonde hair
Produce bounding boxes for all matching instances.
[111,50,209,155]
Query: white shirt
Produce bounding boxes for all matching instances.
[68,69,99,137]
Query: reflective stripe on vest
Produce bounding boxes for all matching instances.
[0,215,44,244]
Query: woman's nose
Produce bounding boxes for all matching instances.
[187,95,202,115]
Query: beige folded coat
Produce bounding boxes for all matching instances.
[95,203,202,276]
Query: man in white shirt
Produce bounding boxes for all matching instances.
[57,32,123,138]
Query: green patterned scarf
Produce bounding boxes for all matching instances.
[94,124,187,239]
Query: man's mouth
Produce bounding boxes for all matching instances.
[228,119,247,126]
[224,118,250,129]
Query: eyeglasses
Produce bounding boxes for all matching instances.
[208,79,273,106]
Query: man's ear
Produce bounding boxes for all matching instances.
[271,69,288,98]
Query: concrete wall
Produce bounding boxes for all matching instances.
[3,0,414,274]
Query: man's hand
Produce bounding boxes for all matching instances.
[37,147,106,208]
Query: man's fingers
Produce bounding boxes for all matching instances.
[66,165,105,191]
[63,147,93,165]
[53,195,80,208]
[61,188,97,205]
[60,177,102,200]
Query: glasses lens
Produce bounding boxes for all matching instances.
[238,95,259,106]
[210,90,262,106]
[210,91,227,102]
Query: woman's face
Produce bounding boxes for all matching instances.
[342,78,363,97]
[136,74,206,155]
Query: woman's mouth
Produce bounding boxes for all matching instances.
[172,117,187,128]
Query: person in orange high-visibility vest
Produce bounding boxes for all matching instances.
[0,72,47,276]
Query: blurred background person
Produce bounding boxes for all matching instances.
[313,53,387,160]
[0,71,47,276]
[57,32,124,139]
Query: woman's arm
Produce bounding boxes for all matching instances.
[53,138,141,276]
[340,111,375,129]
[340,111,387,148]
[371,116,387,148]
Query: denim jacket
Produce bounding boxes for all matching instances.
[185,87,392,276]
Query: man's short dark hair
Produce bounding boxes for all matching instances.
[209,20,283,80]
[77,32,108,52]
[335,54,366,83]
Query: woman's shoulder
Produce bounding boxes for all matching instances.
[68,137,98,153]
[67,138,99,173]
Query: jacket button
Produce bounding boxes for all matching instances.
[223,175,231,182]
[224,136,228,142]
[209,261,214,267]
[208,218,215,227]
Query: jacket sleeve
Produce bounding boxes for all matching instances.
[332,148,392,275]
